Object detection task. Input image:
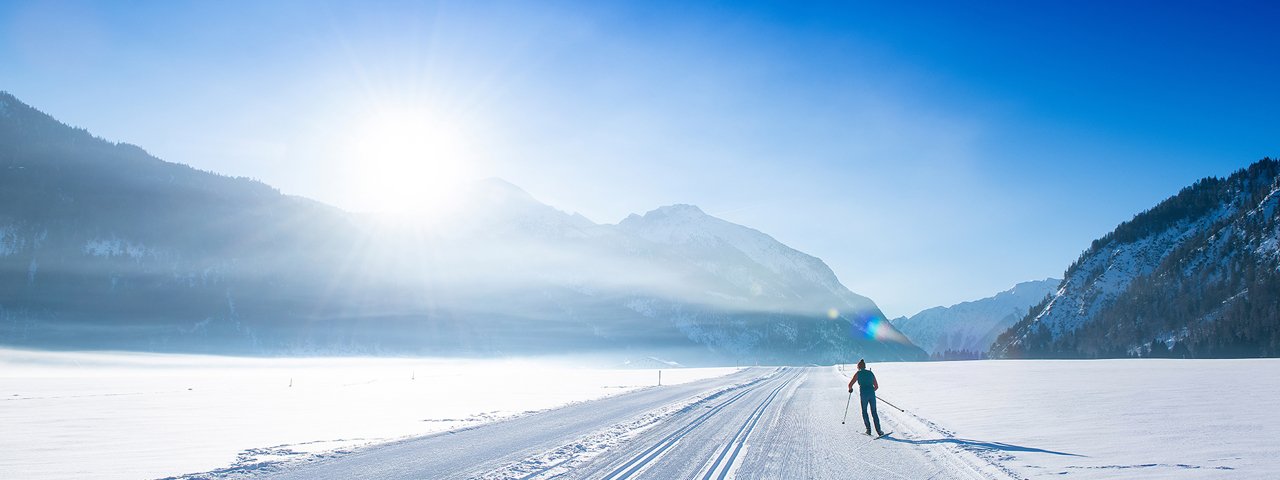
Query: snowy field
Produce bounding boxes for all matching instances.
[0,349,738,480]
[865,359,1280,478]
[5,352,1278,480]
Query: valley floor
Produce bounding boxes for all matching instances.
[869,358,1278,478]
[2,351,1275,479]
[0,349,736,479]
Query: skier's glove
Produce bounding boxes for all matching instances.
[847,388,852,393]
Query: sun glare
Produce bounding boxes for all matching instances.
[347,107,473,218]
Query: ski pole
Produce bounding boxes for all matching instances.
[876,395,905,413]
[841,390,853,424]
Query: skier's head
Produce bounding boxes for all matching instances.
[857,359,866,370]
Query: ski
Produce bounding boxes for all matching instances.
[874,431,893,439]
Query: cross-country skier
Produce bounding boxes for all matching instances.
[847,359,883,436]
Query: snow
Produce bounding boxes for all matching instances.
[83,237,154,259]
[616,203,884,318]
[1005,179,1280,353]
[892,279,1058,355]
[1027,208,1232,342]
[0,349,739,480]
[474,370,776,480]
[0,224,21,256]
[619,204,832,284]
[867,359,1279,478]
[6,349,1273,479]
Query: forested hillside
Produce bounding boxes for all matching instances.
[992,159,1280,358]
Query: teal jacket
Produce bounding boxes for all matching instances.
[850,369,877,396]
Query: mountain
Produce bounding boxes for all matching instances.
[0,92,925,364]
[890,278,1058,359]
[614,204,917,362]
[991,159,1280,359]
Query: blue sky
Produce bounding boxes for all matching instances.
[2,0,1277,317]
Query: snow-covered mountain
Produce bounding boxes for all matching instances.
[890,279,1058,358]
[616,204,884,318]
[991,159,1280,358]
[610,204,917,362]
[0,92,924,364]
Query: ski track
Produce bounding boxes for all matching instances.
[175,367,1022,480]
[831,366,1015,480]
[478,370,781,480]
[697,373,791,480]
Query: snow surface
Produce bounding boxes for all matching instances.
[263,360,1274,480]
[868,359,1278,478]
[5,350,1274,479]
[82,237,155,259]
[0,349,738,480]
[0,224,20,256]
[240,367,1002,480]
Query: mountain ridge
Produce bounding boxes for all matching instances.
[890,278,1058,358]
[991,159,1280,358]
[0,91,925,365]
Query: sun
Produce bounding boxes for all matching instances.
[346,106,473,217]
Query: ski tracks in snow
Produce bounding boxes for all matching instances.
[485,366,1012,480]
[828,368,1020,480]
[475,369,784,480]
[224,367,1022,480]
[695,372,793,480]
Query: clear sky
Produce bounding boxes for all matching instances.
[2,0,1277,318]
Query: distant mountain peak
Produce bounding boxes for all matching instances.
[618,204,739,244]
[475,176,528,192]
[617,204,711,227]
[1008,278,1061,295]
[651,204,707,217]
[469,177,537,202]
[892,278,1059,356]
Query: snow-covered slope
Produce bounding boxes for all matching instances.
[0,348,744,480]
[890,279,1058,356]
[0,91,924,364]
[15,350,1278,480]
[617,204,882,317]
[436,177,601,239]
[610,204,921,362]
[992,159,1280,358]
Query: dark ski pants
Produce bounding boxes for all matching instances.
[860,394,882,433]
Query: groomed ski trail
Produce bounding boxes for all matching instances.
[236,367,1017,480]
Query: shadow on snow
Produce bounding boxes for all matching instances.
[882,436,1084,457]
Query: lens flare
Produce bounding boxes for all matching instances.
[859,315,909,343]
[863,316,883,339]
